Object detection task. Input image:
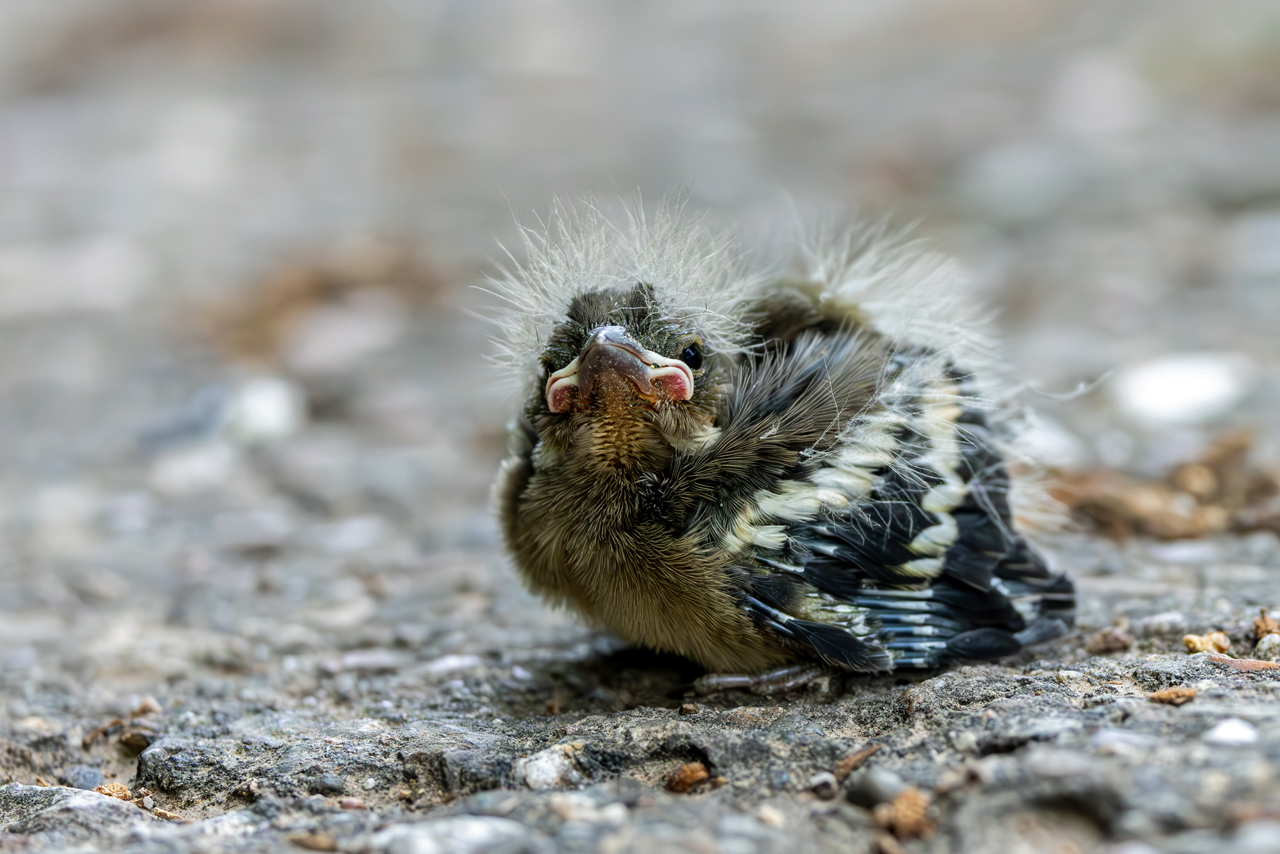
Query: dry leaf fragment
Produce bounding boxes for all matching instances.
[835,744,883,781]
[1206,652,1280,672]
[1255,608,1280,641]
[666,761,710,793]
[1150,687,1197,706]
[872,787,935,840]
[94,782,131,800]
[153,807,185,822]
[1183,632,1231,655]
[1051,429,1279,540]
[288,832,338,851]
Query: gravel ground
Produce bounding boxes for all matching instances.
[2,2,1280,852]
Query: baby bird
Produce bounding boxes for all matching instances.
[492,202,1074,685]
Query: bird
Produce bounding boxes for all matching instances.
[489,200,1075,689]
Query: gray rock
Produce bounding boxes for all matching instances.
[0,784,159,845]
[57,766,104,791]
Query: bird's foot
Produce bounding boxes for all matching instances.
[693,663,832,696]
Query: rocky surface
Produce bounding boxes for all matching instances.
[2,1,1280,852]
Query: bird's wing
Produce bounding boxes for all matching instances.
[681,322,1074,672]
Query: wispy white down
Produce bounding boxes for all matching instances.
[483,197,764,394]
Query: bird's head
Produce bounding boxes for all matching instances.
[489,201,755,469]
[540,281,706,414]
[530,280,729,467]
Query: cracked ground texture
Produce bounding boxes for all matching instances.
[2,1,1280,852]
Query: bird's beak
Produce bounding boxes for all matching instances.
[545,325,694,413]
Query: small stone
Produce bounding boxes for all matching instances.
[949,731,978,753]
[1256,609,1280,642]
[1086,627,1134,655]
[1055,670,1087,684]
[308,773,345,795]
[420,653,483,675]
[1149,686,1196,706]
[225,376,306,445]
[1136,612,1187,638]
[60,765,105,791]
[1184,632,1232,655]
[1203,718,1259,747]
[1255,634,1280,663]
[149,441,238,496]
[119,728,157,752]
[756,803,787,827]
[339,797,365,810]
[809,771,839,800]
[363,777,378,790]
[678,702,702,716]
[513,745,580,790]
[846,767,907,808]
[1111,353,1256,428]
[666,761,710,794]
[141,795,155,810]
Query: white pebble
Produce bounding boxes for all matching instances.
[513,746,579,790]
[225,377,306,444]
[1111,353,1255,427]
[364,777,378,790]
[1135,612,1186,638]
[1255,634,1280,663]
[1202,718,1258,747]
[148,442,237,495]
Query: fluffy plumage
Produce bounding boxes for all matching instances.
[491,199,1075,676]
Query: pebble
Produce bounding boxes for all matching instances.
[547,794,627,826]
[808,771,838,800]
[845,767,907,808]
[1202,718,1258,747]
[1255,634,1280,663]
[224,377,306,445]
[1136,612,1187,638]
[419,654,483,675]
[513,746,581,790]
[60,765,105,791]
[148,442,238,496]
[755,803,786,827]
[1055,670,1088,685]
[1110,353,1256,427]
[367,817,540,854]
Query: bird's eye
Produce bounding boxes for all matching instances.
[680,342,703,370]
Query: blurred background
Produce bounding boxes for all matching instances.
[1,0,1278,714]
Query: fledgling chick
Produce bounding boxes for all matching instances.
[491,201,1075,683]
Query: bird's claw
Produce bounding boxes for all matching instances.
[693,663,832,696]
